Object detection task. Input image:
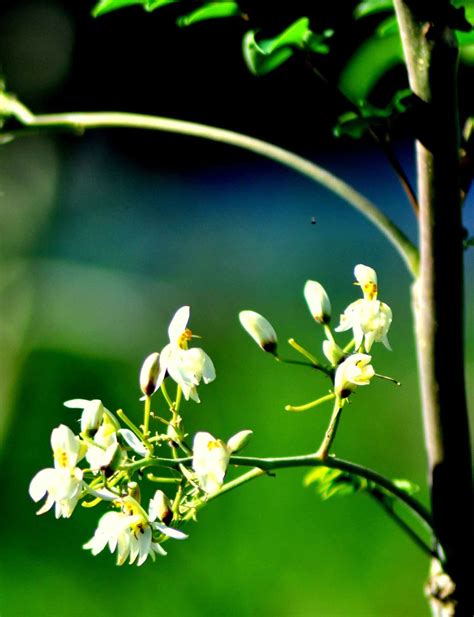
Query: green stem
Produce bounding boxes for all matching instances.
[121,452,433,533]
[287,338,331,376]
[116,409,145,441]
[315,400,343,459]
[370,492,436,560]
[3,110,419,276]
[285,392,335,413]
[143,395,151,437]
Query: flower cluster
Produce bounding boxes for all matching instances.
[29,307,252,565]
[239,264,394,408]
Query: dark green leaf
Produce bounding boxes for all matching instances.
[339,32,403,101]
[354,0,393,19]
[376,15,398,36]
[178,2,241,27]
[334,90,413,139]
[242,18,332,76]
[92,0,177,17]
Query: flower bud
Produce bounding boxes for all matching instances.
[149,490,173,525]
[239,310,278,354]
[127,481,141,502]
[227,429,253,453]
[304,280,331,324]
[139,352,160,396]
[322,340,345,366]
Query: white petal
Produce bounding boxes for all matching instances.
[29,468,56,502]
[152,521,188,540]
[168,306,190,345]
[118,429,148,457]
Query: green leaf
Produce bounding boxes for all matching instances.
[354,0,393,19]
[334,89,414,139]
[178,2,241,27]
[304,467,369,500]
[376,15,398,36]
[242,18,332,76]
[392,479,419,496]
[92,0,177,17]
[339,32,403,101]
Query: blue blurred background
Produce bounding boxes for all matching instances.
[0,2,473,616]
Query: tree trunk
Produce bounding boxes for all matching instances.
[393,1,473,614]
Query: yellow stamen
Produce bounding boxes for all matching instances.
[178,328,193,349]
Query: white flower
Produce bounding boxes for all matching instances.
[155,306,216,402]
[239,310,278,354]
[192,431,232,495]
[139,352,160,397]
[29,466,84,518]
[85,414,121,472]
[334,353,375,398]
[83,496,187,566]
[335,299,392,352]
[29,424,85,518]
[304,280,331,324]
[64,398,116,435]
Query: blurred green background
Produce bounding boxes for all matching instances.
[1,2,473,616]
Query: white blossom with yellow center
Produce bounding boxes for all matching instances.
[192,431,232,495]
[83,495,187,565]
[335,264,392,352]
[29,424,85,518]
[334,353,375,399]
[155,306,216,402]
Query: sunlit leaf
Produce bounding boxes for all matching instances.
[377,15,398,36]
[354,0,393,19]
[334,88,414,139]
[92,0,177,17]
[242,18,332,76]
[178,2,241,27]
[339,32,403,101]
[392,479,419,496]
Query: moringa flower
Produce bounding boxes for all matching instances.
[29,424,85,518]
[192,431,232,495]
[334,353,375,398]
[239,310,278,354]
[304,280,331,324]
[335,265,392,352]
[335,298,392,352]
[83,495,187,566]
[155,306,216,403]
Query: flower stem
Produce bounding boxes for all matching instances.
[285,392,335,412]
[315,400,343,459]
[143,395,151,437]
[287,338,331,376]
[121,452,433,534]
[116,409,145,441]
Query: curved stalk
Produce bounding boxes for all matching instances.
[121,452,433,533]
[2,111,419,276]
